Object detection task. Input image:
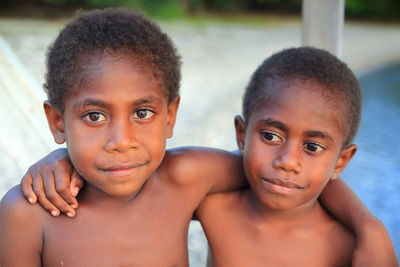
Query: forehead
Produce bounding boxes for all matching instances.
[250,79,346,142]
[66,53,166,107]
[83,51,161,84]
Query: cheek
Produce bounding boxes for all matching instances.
[144,124,167,155]
[66,135,105,181]
[136,117,168,158]
[64,123,105,166]
[243,139,266,178]
[304,157,338,191]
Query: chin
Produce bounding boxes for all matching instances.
[261,197,298,211]
[91,182,141,199]
[109,186,143,198]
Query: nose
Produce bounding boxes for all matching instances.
[104,117,138,153]
[272,141,302,174]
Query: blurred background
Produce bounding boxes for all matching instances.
[1,0,400,20]
[0,0,399,265]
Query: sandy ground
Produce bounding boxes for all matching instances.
[1,17,400,265]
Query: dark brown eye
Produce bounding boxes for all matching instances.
[84,112,106,123]
[263,132,274,141]
[88,113,100,121]
[303,142,324,153]
[133,109,155,120]
[136,110,148,119]
[261,131,283,143]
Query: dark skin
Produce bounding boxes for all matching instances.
[196,80,399,266]
[1,148,245,266]
[0,55,245,266]
[199,190,355,267]
[197,80,358,266]
[2,55,398,266]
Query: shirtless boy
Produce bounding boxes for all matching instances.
[196,47,399,266]
[0,8,396,267]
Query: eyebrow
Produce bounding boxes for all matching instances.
[73,98,108,111]
[260,118,288,132]
[72,96,163,111]
[134,96,163,106]
[260,118,334,142]
[304,130,334,142]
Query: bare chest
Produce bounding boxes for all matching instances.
[42,200,191,266]
[204,209,353,267]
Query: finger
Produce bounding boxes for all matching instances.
[32,174,61,217]
[54,168,78,209]
[44,170,76,217]
[20,171,37,204]
[70,170,85,197]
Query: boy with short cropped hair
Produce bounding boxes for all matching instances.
[1,8,397,267]
[195,47,386,266]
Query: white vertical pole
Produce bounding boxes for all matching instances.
[302,0,345,57]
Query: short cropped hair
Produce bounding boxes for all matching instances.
[45,8,181,111]
[242,47,361,147]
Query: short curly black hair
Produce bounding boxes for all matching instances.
[243,47,361,147]
[45,8,181,111]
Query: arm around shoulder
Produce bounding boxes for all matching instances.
[0,185,44,266]
[165,147,246,195]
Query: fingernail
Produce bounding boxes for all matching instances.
[71,204,78,209]
[28,197,34,204]
[51,210,59,216]
[66,212,75,218]
[73,187,79,197]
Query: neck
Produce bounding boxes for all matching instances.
[246,190,324,227]
[78,183,145,209]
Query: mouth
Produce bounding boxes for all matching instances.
[98,162,148,177]
[260,177,305,195]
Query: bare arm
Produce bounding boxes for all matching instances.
[20,147,244,217]
[0,186,44,266]
[165,147,247,194]
[320,179,399,266]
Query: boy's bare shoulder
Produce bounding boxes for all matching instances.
[0,185,47,224]
[316,208,355,243]
[1,185,34,214]
[196,189,245,219]
[0,185,46,266]
[325,215,356,249]
[309,209,356,266]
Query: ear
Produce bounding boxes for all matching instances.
[43,101,66,144]
[330,144,357,180]
[234,115,246,153]
[166,96,180,139]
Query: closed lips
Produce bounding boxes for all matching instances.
[261,177,305,190]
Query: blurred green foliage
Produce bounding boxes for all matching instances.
[1,0,399,20]
[345,0,400,19]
